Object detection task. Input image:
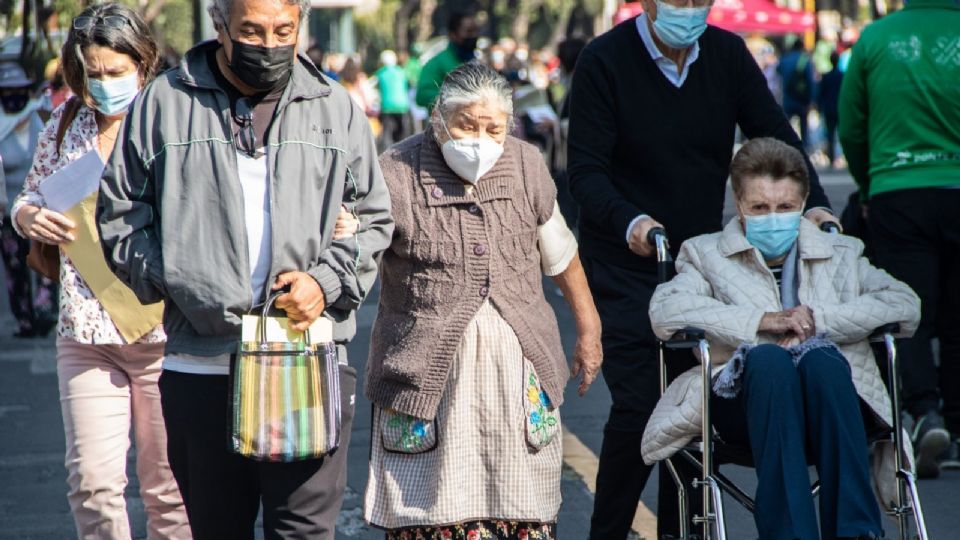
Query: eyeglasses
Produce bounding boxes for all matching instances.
[72,16,129,32]
[235,98,258,158]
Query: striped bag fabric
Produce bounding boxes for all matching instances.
[229,295,341,462]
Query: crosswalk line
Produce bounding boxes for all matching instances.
[562,428,657,539]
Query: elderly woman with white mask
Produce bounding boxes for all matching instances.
[643,138,921,540]
[365,61,603,540]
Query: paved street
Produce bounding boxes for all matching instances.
[1,170,958,539]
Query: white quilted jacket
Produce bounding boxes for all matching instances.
[641,218,920,465]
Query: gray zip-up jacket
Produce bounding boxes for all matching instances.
[97,41,394,358]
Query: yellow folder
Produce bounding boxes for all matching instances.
[62,193,164,343]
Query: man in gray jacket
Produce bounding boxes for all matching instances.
[97,0,393,537]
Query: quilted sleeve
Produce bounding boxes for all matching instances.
[649,241,765,352]
[807,253,920,345]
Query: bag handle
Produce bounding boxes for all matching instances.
[257,290,312,347]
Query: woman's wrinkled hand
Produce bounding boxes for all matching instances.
[17,205,75,245]
[760,305,816,342]
[571,332,603,396]
[333,205,359,240]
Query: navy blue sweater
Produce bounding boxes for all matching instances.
[567,19,830,271]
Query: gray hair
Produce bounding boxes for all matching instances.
[432,61,514,133]
[208,0,311,29]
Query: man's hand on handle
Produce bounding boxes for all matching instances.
[627,216,665,258]
[273,272,326,332]
[804,208,841,231]
[271,206,358,332]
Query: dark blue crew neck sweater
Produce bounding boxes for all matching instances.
[567,18,829,271]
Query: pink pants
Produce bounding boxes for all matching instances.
[56,338,190,539]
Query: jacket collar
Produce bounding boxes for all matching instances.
[177,40,332,101]
[717,216,835,261]
[417,127,518,206]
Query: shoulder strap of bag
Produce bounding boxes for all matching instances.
[55,96,82,156]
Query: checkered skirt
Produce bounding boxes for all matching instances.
[364,301,563,529]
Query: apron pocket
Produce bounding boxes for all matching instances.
[523,359,560,450]
[380,408,438,454]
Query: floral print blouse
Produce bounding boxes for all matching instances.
[11,103,165,345]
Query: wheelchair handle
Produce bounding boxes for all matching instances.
[647,227,673,283]
[647,226,667,248]
[820,221,841,234]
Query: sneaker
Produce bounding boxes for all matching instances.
[939,438,960,471]
[912,411,951,479]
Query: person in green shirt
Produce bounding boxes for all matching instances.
[401,47,422,89]
[375,49,411,147]
[838,0,960,479]
[414,12,479,110]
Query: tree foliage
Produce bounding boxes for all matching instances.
[355,0,604,61]
[11,0,196,55]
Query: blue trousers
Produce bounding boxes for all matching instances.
[712,344,883,540]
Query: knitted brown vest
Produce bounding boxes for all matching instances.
[365,131,567,420]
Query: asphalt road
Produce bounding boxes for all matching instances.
[1,170,957,539]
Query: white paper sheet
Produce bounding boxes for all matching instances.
[39,150,105,213]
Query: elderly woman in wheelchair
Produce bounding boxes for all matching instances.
[642,138,921,540]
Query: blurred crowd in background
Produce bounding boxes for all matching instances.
[0,5,877,340]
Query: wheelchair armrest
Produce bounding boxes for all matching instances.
[870,323,900,338]
[868,323,900,343]
[664,327,707,350]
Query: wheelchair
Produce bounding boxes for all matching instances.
[647,224,928,540]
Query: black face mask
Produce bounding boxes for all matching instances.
[453,37,478,62]
[0,92,30,114]
[227,38,296,92]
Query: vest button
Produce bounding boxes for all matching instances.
[473,244,487,256]
[431,186,443,199]
[468,204,481,215]
[479,286,489,297]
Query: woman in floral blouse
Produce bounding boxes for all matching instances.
[11,6,191,538]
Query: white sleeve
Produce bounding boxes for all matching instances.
[625,214,651,243]
[538,201,578,276]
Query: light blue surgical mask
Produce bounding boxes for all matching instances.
[88,72,140,116]
[652,0,711,50]
[743,211,802,260]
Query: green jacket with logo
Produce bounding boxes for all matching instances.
[415,44,462,110]
[838,0,960,199]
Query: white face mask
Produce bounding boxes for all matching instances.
[438,114,504,184]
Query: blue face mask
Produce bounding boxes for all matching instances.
[88,72,140,116]
[652,0,711,49]
[743,211,802,260]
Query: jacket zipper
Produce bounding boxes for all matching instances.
[214,88,256,311]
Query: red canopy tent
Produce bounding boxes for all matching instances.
[614,0,815,35]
